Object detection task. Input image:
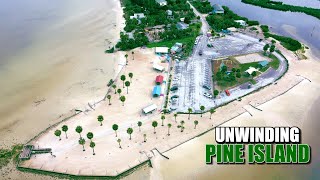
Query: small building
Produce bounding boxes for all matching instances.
[227,27,237,32]
[234,20,247,26]
[155,47,169,54]
[259,60,269,67]
[142,104,157,114]
[153,85,161,97]
[213,4,224,14]
[171,43,183,54]
[153,64,165,72]
[156,0,167,6]
[176,22,189,30]
[219,62,226,71]
[245,67,258,75]
[130,13,145,20]
[167,10,174,19]
[155,75,164,85]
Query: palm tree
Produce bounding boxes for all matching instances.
[125,81,130,94]
[167,123,172,136]
[180,121,185,132]
[174,113,178,122]
[107,95,112,105]
[75,126,83,138]
[137,121,142,132]
[200,105,205,117]
[97,115,104,126]
[125,54,128,65]
[87,132,94,142]
[112,124,119,137]
[127,128,133,140]
[117,88,122,97]
[112,84,117,94]
[209,108,215,119]
[117,138,122,148]
[79,137,86,151]
[161,115,165,126]
[128,72,133,82]
[131,51,134,60]
[152,121,158,134]
[90,141,96,155]
[194,120,199,129]
[54,130,62,140]
[62,125,68,139]
[188,108,192,120]
[120,75,126,88]
[143,134,147,142]
[181,126,185,132]
[120,96,126,106]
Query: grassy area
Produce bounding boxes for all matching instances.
[269,54,280,69]
[239,62,260,72]
[0,144,23,169]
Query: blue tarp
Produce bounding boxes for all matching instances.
[153,86,161,96]
[259,60,269,67]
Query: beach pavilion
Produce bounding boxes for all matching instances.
[155,75,164,85]
[152,85,161,97]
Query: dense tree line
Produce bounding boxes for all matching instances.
[242,0,320,19]
[264,32,302,51]
[191,1,213,13]
[116,32,149,50]
[206,6,249,31]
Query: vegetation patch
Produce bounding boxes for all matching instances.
[242,0,320,19]
[0,144,23,169]
[191,1,213,14]
[264,33,302,51]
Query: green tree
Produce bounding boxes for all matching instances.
[75,126,83,138]
[194,120,199,129]
[127,128,133,140]
[79,137,86,151]
[167,123,172,136]
[161,115,165,126]
[112,124,119,137]
[263,44,270,54]
[117,138,122,148]
[236,72,241,78]
[252,71,257,77]
[112,84,117,94]
[125,54,128,65]
[232,68,236,72]
[117,88,122,97]
[188,108,192,120]
[62,125,68,139]
[174,113,178,122]
[125,81,130,94]
[107,95,112,105]
[214,90,219,98]
[87,132,94,142]
[137,121,142,132]
[200,105,205,117]
[120,95,126,106]
[271,39,276,44]
[128,72,133,82]
[209,108,215,119]
[143,134,147,142]
[97,115,104,126]
[54,129,61,141]
[90,141,96,155]
[180,121,185,132]
[270,44,275,54]
[152,121,158,134]
[120,75,126,88]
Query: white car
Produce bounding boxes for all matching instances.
[203,92,213,98]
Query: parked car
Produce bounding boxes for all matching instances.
[170,86,178,91]
[202,84,211,90]
[171,95,179,99]
[203,92,213,98]
[198,50,203,56]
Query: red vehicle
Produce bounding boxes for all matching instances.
[225,90,230,96]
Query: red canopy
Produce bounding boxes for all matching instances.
[156,75,164,84]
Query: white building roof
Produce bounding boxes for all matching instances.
[227,27,237,32]
[245,67,258,75]
[153,64,165,71]
[142,104,157,114]
[130,13,145,19]
[155,47,169,53]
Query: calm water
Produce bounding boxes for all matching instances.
[209,0,320,57]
